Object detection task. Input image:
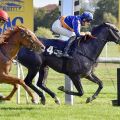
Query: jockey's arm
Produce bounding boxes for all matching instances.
[72,18,81,37]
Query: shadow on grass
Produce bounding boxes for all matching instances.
[0,106,41,111]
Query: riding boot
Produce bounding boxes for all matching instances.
[62,36,76,59]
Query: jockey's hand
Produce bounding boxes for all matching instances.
[84,34,96,40]
[85,32,91,35]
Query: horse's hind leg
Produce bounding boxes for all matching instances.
[85,73,103,103]
[58,75,84,97]
[70,75,84,96]
[0,73,36,103]
[24,68,46,105]
[37,67,60,105]
[0,84,18,100]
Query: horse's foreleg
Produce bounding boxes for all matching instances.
[0,73,36,103]
[24,68,46,105]
[85,73,103,103]
[37,67,60,105]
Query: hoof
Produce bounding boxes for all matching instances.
[41,98,46,105]
[55,99,61,105]
[0,96,4,100]
[0,93,3,97]
[31,99,39,104]
[86,97,92,103]
[58,86,64,91]
[0,94,4,100]
[0,95,9,101]
[86,96,96,103]
[54,96,61,105]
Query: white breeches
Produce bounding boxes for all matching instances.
[52,19,75,38]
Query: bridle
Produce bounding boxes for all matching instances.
[105,23,120,44]
[108,28,120,44]
[20,28,37,51]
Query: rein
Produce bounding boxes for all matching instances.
[0,30,18,63]
[0,46,14,63]
[0,29,24,63]
[20,29,37,50]
[76,23,120,63]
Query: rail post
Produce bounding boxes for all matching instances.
[117,68,120,106]
[112,68,120,106]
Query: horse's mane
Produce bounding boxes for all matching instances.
[0,26,27,44]
[0,27,19,44]
[91,23,105,35]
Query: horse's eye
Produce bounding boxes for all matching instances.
[28,35,32,38]
[114,29,119,32]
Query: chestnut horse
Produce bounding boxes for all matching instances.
[0,26,45,103]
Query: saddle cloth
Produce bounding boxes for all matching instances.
[42,39,77,57]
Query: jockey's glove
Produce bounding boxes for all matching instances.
[84,34,96,40]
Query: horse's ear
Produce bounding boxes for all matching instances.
[103,22,109,27]
[18,25,28,33]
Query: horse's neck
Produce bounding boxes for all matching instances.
[79,33,107,61]
[1,33,20,60]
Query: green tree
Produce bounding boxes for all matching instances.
[40,8,59,28]
[34,7,59,31]
[34,8,46,31]
[93,0,118,25]
[35,27,54,38]
[103,12,117,25]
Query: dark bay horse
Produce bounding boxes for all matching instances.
[17,23,120,104]
[0,26,45,103]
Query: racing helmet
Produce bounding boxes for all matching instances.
[81,11,93,22]
[0,10,9,22]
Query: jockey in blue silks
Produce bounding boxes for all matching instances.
[52,11,94,58]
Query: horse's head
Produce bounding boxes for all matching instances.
[104,23,120,44]
[92,23,120,44]
[16,26,45,53]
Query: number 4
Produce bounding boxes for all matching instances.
[47,46,54,55]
